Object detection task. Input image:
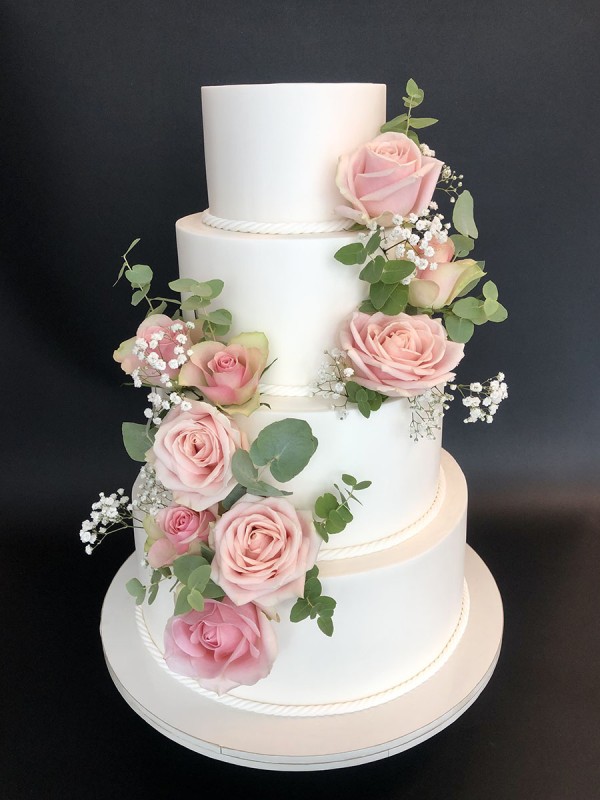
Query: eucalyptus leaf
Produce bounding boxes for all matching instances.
[334,242,367,265]
[317,616,334,637]
[221,483,247,511]
[122,422,154,462]
[249,419,318,483]
[380,260,415,285]
[326,510,346,534]
[206,308,232,326]
[452,297,487,323]
[123,238,141,257]
[482,280,498,301]
[364,230,381,255]
[290,599,311,623]
[487,302,508,323]
[369,280,396,310]
[406,78,421,97]
[147,583,158,605]
[380,283,409,315]
[187,565,211,593]
[406,128,421,145]
[149,301,167,316]
[359,299,377,314]
[452,191,478,239]
[483,298,499,317]
[450,234,474,258]
[172,554,208,585]
[181,295,211,311]
[354,480,372,491]
[203,580,226,600]
[126,578,146,605]
[232,449,259,487]
[359,255,385,284]
[131,286,149,306]
[380,113,409,134]
[304,577,322,602]
[408,117,438,129]
[125,264,153,285]
[168,278,208,293]
[337,505,353,524]
[205,279,225,298]
[174,587,191,616]
[315,492,338,519]
[315,521,329,542]
[444,312,475,344]
[341,474,357,486]
[187,588,206,612]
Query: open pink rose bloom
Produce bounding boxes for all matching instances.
[163,599,277,694]
[340,311,464,397]
[336,132,444,223]
[147,400,246,511]
[210,495,321,608]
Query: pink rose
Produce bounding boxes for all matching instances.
[179,332,268,417]
[211,495,320,608]
[336,132,444,224]
[409,258,486,310]
[164,599,277,694]
[147,401,246,511]
[340,311,464,397]
[113,315,199,386]
[144,505,216,569]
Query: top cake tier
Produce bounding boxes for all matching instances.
[201,83,386,225]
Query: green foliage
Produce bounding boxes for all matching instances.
[122,422,155,462]
[449,234,475,258]
[345,381,387,418]
[334,242,368,265]
[290,566,337,637]
[452,191,479,239]
[126,578,146,605]
[171,554,224,616]
[313,473,372,542]
[379,79,437,144]
[445,279,508,340]
[231,450,291,498]
[221,483,247,511]
[249,419,318,483]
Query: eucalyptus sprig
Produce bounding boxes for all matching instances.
[114,239,232,339]
[313,473,372,542]
[227,419,319,507]
[126,565,172,606]
[380,78,438,145]
[290,566,337,637]
[444,280,508,344]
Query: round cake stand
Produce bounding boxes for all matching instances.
[101,546,503,771]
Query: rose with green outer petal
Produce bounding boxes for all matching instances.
[179,332,268,416]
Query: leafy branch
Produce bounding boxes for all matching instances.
[313,473,371,542]
[380,79,438,145]
[290,566,336,637]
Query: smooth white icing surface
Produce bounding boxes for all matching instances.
[201,83,386,223]
[234,395,442,550]
[176,214,367,389]
[135,450,467,711]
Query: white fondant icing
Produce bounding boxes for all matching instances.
[175,214,366,389]
[201,83,386,223]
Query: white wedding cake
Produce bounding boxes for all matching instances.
[133,83,467,714]
[87,82,506,731]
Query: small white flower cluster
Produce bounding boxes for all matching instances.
[131,321,195,389]
[380,205,451,276]
[79,489,131,554]
[312,349,353,419]
[419,142,436,157]
[439,165,464,203]
[449,373,508,424]
[409,386,453,441]
[131,464,171,516]
[145,389,193,426]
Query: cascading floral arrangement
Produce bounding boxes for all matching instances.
[314,78,508,437]
[81,78,507,694]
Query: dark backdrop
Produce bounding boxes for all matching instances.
[2,1,599,798]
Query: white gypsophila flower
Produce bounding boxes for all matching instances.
[185,321,195,329]
[408,213,418,223]
[470,382,483,393]
[161,400,170,411]
[408,233,420,246]
[143,408,153,419]
[343,368,354,378]
[168,359,179,370]
[406,249,416,262]
[392,214,404,225]
[170,323,183,333]
[180,400,192,411]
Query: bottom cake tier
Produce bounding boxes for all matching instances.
[132,450,468,716]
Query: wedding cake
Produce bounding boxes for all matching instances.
[85,82,507,722]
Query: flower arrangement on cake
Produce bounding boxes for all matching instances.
[82,79,507,698]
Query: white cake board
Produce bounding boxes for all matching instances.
[101,546,503,771]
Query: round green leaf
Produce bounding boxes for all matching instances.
[249,419,318,483]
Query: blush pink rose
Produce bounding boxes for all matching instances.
[147,401,246,511]
[144,505,216,569]
[113,315,199,386]
[409,258,486,310]
[179,332,269,416]
[211,495,321,608]
[336,132,444,224]
[340,311,464,397]
[164,599,277,694]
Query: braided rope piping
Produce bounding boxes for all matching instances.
[135,580,469,718]
[202,210,353,235]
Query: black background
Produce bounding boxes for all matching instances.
[2,1,599,797]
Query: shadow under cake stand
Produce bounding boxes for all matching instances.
[100,546,502,771]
